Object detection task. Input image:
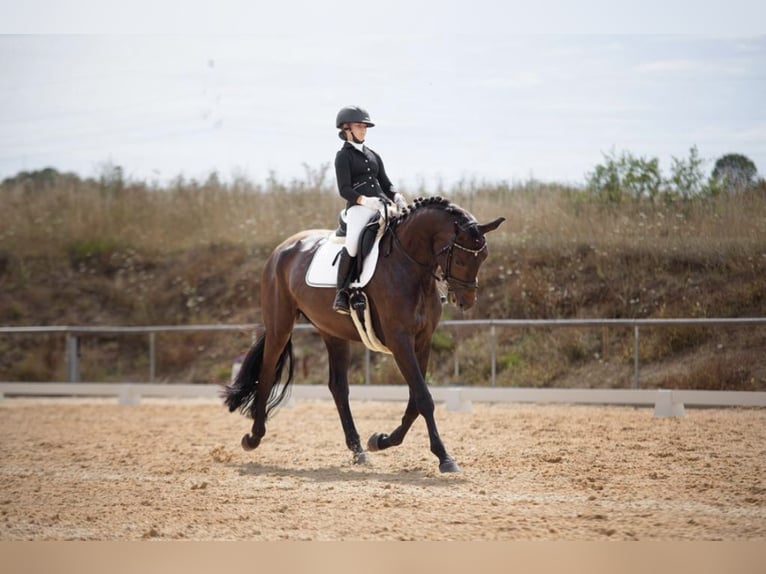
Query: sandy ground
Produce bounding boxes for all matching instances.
[0,396,764,541]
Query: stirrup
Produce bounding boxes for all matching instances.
[333,290,350,315]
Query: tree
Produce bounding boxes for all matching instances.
[586,150,661,203]
[667,146,707,200]
[711,153,758,195]
[97,161,125,195]
[588,154,622,203]
[1,167,82,192]
[623,155,662,203]
[586,152,623,203]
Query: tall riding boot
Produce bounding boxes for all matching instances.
[332,248,356,315]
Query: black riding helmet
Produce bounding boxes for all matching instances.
[335,106,375,128]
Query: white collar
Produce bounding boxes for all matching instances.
[349,141,365,152]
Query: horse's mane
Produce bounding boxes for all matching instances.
[392,196,481,240]
[393,196,471,225]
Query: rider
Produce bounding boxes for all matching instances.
[333,105,407,314]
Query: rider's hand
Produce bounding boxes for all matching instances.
[358,196,384,211]
[393,193,408,211]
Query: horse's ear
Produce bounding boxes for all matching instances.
[477,217,505,235]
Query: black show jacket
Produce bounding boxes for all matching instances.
[334,142,395,209]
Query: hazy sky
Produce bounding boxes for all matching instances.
[1,2,764,189]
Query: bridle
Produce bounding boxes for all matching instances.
[436,221,487,291]
[389,218,487,293]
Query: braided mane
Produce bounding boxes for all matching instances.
[392,196,481,241]
[393,196,473,227]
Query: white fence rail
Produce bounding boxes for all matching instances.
[1,318,765,388]
[2,318,766,415]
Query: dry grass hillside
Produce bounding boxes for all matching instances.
[1,170,765,390]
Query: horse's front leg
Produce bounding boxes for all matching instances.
[374,334,460,473]
[323,336,367,465]
[367,396,418,452]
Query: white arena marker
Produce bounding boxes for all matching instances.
[445,388,473,413]
[118,384,141,406]
[654,389,686,418]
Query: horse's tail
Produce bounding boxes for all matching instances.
[222,335,295,420]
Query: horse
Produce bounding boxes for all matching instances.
[223,196,504,472]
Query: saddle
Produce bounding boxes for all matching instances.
[305,210,387,289]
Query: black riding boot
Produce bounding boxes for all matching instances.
[332,248,356,315]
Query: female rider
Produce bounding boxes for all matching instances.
[332,105,407,314]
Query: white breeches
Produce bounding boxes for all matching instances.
[343,204,378,257]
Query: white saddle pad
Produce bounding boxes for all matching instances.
[305,233,383,288]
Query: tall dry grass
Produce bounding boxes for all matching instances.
[2,173,765,259]
[0,178,340,257]
[453,182,766,254]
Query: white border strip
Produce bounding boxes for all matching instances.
[1,383,764,409]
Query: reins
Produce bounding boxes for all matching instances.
[387,225,442,281]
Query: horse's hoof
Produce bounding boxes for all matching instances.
[353,451,370,465]
[367,433,384,452]
[241,434,259,451]
[439,459,461,473]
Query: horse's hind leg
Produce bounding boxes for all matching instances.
[323,335,368,464]
[244,300,297,450]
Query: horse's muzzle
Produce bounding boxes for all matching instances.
[450,289,477,310]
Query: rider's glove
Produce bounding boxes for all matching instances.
[393,193,408,211]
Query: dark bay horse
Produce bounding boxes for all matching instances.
[223,197,504,472]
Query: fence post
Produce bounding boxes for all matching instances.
[66,333,80,383]
[365,348,370,385]
[633,325,640,389]
[490,324,497,387]
[454,348,460,380]
[149,332,156,383]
